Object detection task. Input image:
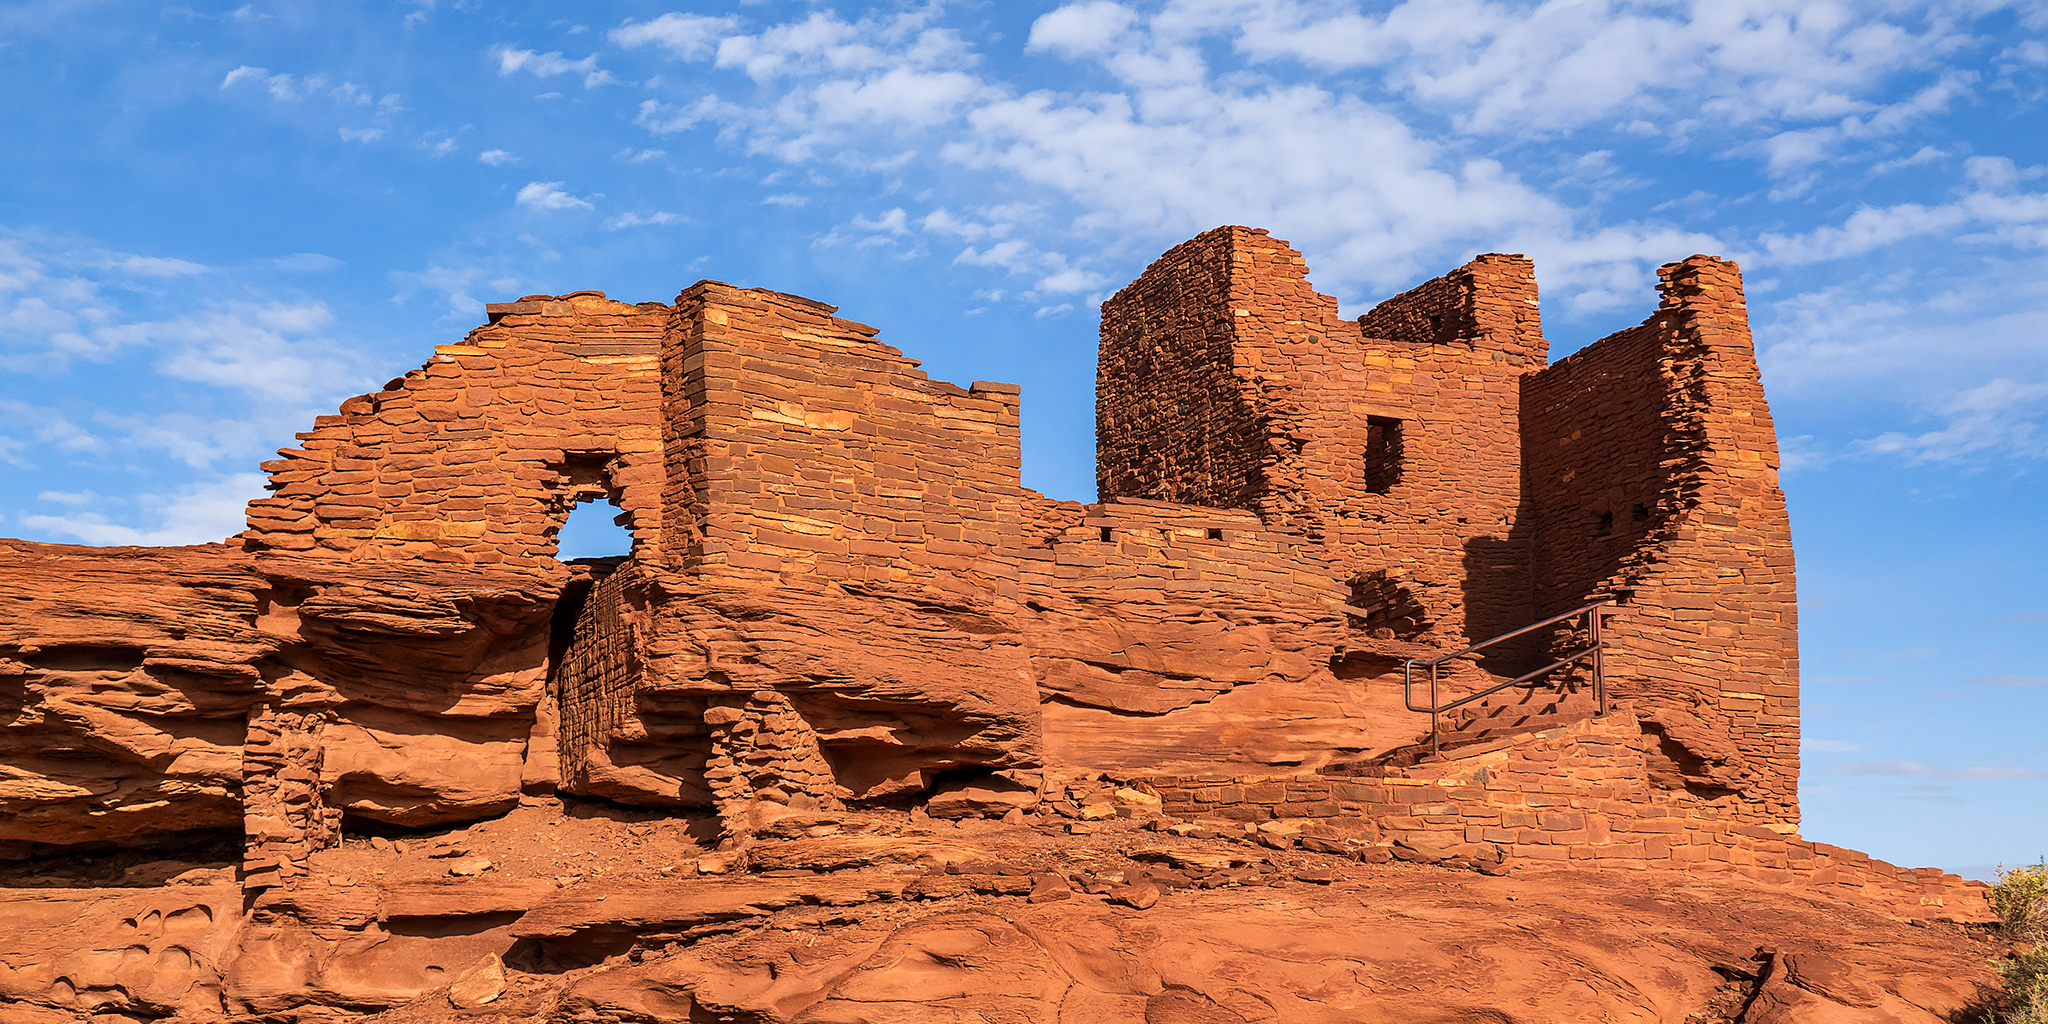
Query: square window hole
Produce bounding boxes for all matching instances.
[1365,416,1404,494]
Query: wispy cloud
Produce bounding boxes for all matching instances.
[1833,760,2045,781]
[515,181,596,211]
[1972,674,2048,687]
[493,46,614,88]
[610,13,738,61]
[18,472,266,546]
[1857,378,2048,464]
[604,211,685,230]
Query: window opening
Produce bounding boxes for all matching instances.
[1099,526,1114,543]
[1595,511,1614,537]
[1364,416,1403,494]
[1206,528,1224,540]
[556,497,633,561]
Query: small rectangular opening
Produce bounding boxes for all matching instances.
[1596,511,1614,536]
[1099,526,1113,543]
[1364,416,1403,494]
[1206,528,1223,541]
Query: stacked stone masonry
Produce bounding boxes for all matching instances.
[552,562,652,800]
[244,291,668,566]
[240,708,341,893]
[0,225,1979,942]
[663,282,1027,600]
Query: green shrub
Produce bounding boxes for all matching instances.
[1995,862,2048,940]
[1997,943,2048,1024]
[1991,863,2048,1023]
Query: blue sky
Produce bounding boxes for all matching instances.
[2,0,2045,876]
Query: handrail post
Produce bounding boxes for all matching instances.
[1430,662,1440,756]
[1589,604,1605,717]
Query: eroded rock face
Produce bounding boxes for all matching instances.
[0,542,572,855]
[0,805,2001,1024]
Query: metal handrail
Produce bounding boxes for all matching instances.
[1402,601,1610,756]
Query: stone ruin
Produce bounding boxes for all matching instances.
[0,227,1998,1021]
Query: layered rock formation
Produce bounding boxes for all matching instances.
[0,229,2005,1022]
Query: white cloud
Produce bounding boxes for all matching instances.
[956,238,1034,271]
[1759,73,1977,183]
[634,96,724,135]
[338,127,386,143]
[1760,200,1979,264]
[1973,674,2048,686]
[220,64,298,99]
[144,303,347,403]
[851,208,910,235]
[272,253,342,272]
[1804,739,1861,752]
[1036,266,1105,293]
[1166,0,1979,141]
[391,262,507,322]
[515,181,596,211]
[0,229,375,555]
[761,193,808,207]
[619,5,1769,305]
[19,472,266,546]
[615,147,666,163]
[1833,760,2046,781]
[708,10,973,83]
[478,148,518,166]
[220,65,389,111]
[28,411,103,455]
[493,46,614,88]
[604,211,685,229]
[118,255,208,277]
[1028,2,1138,57]
[95,411,270,468]
[1856,378,2048,464]
[610,13,740,61]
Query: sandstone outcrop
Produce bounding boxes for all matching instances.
[0,230,2005,1021]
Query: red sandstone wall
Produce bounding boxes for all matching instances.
[244,291,668,566]
[1095,227,1541,650]
[663,282,1028,601]
[1522,257,1799,827]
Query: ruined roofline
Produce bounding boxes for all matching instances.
[669,279,1020,407]
[1540,253,1745,372]
[1106,225,1550,365]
